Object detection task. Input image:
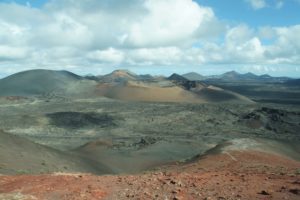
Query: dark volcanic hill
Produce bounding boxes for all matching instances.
[220,71,241,80]
[0,131,112,175]
[0,69,83,96]
[168,73,205,90]
[212,71,259,80]
[207,71,291,82]
[168,73,189,82]
[182,72,205,81]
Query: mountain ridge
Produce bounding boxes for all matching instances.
[182,71,292,82]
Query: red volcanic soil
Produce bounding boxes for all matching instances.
[1,150,300,200]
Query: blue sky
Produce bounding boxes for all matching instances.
[0,0,299,77]
[0,0,47,7]
[197,0,300,27]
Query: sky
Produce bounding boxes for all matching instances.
[0,0,300,77]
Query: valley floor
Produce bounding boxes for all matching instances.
[0,96,300,199]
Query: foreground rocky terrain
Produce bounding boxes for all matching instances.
[1,148,300,200]
[0,105,299,200]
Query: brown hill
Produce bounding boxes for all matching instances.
[96,81,206,103]
[95,80,253,104]
[98,70,139,83]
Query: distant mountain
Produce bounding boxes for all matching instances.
[167,73,207,90]
[0,69,83,96]
[168,73,189,82]
[205,71,291,82]
[243,72,258,79]
[182,72,205,81]
[98,69,139,83]
[221,71,241,79]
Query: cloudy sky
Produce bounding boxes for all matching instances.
[0,0,300,77]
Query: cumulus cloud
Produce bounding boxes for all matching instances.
[0,0,299,77]
[127,47,184,66]
[30,0,218,49]
[183,24,300,66]
[0,0,221,72]
[264,25,300,64]
[124,0,215,47]
[87,48,125,63]
[0,46,29,60]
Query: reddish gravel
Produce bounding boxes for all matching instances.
[1,150,300,200]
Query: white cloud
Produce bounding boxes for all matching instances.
[275,0,284,9]
[0,0,221,72]
[225,25,254,46]
[246,0,267,10]
[127,47,184,66]
[264,25,300,64]
[39,0,218,49]
[124,0,214,47]
[258,26,276,39]
[185,24,300,66]
[0,0,299,77]
[35,14,93,48]
[0,46,29,60]
[87,48,125,63]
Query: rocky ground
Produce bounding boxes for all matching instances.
[1,150,300,200]
[0,85,299,199]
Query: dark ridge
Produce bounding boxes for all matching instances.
[167,73,189,82]
[182,72,205,81]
